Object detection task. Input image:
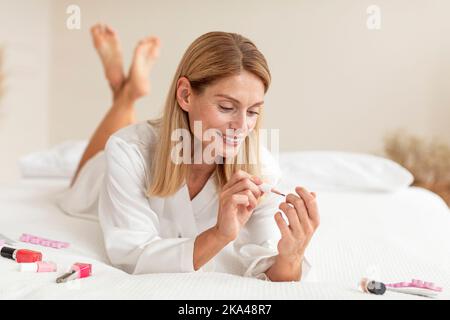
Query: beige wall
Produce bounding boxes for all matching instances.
[0,0,51,182]
[49,0,450,154]
[1,0,449,181]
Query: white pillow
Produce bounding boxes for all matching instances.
[18,140,87,178]
[277,151,414,192]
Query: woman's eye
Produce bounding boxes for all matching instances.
[248,111,260,116]
[219,105,233,112]
[218,105,259,116]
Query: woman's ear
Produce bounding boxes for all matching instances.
[176,77,192,112]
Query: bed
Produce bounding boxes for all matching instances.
[1,168,449,300]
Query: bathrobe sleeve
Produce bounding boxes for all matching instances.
[98,136,197,275]
[233,147,311,281]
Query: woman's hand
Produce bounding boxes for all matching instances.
[274,186,320,262]
[215,170,263,242]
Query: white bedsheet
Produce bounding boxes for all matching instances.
[0,178,449,300]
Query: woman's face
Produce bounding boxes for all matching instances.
[177,70,265,160]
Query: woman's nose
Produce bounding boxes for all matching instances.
[230,111,248,132]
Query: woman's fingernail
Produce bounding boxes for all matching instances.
[252,176,262,184]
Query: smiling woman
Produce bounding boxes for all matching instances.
[149,32,271,197]
[58,25,318,283]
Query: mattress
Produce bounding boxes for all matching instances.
[0,178,449,300]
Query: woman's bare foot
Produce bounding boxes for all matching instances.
[91,24,125,94]
[126,36,161,100]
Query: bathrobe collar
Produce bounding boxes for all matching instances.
[189,176,217,215]
[162,175,218,238]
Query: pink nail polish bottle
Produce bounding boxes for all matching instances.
[20,261,57,273]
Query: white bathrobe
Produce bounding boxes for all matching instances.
[58,121,310,281]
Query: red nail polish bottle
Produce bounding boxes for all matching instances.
[1,246,42,263]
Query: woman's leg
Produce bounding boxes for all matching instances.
[91,24,125,98]
[70,24,160,187]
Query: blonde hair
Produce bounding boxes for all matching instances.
[147,32,271,197]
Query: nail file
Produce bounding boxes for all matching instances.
[20,233,70,249]
[386,279,443,298]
